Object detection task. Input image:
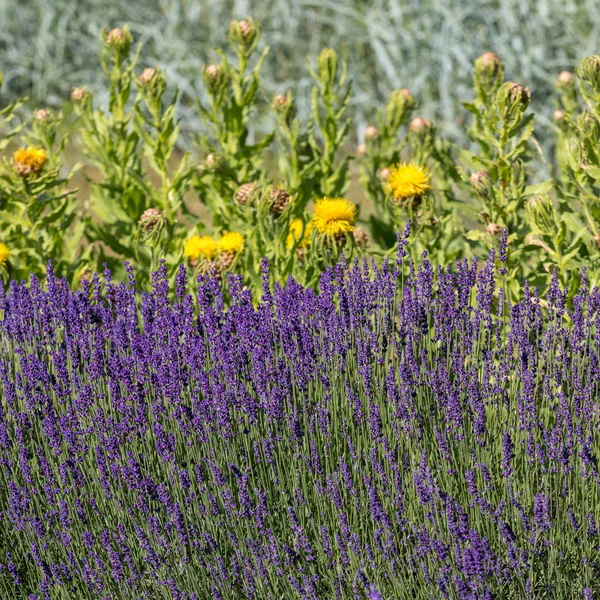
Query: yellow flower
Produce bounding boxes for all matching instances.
[217,231,244,255]
[286,218,313,249]
[311,197,357,237]
[385,163,430,200]
[13,147,47,178]
[0,243,9,267]
[183,235,218,261]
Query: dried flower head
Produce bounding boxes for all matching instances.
[235,182,259,206]
[353,226,369,248]
[487,223,502,236]
[13,147,47,178]
[140,67,156,84]
[34,108,51,122]
[385,163,431,200]
[71,87,87,102]
[138,208,162,232]
[269,186,291,215]
[0,242,9,267]
[217,232,244,255]
[312,197,357,237]
[286,218,312,249]
[184,235,219,261]
[469,171,491,192]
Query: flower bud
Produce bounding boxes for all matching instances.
[273,94,288,109]
[474,52,504,101]
[579,56,600,91]
[318,48,339,89]
[235,182,259,206]
[34,108,51,122]
[202,63,228,92]
[269,186,291,215]
[553,109,566,124]
[378,167,391,181]
[594,233,600,248]
[105,26,133,55]
[556,70,574,88]
[71,87,87,102]
[497,82,530,115]
[353,226,369,248]
[469,171,491,193]
[140,67,156,84]
[356,143,367,156]
[409,117,434,136]
[364,126,379,140]
[385,88,416,130]
[205,153,217,167]
[486,222,502,236]
[229,18,258,51]
[138,208,163,232]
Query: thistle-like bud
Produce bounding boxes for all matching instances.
[378,167,391,181]
[579,56,600,91]
[556,70,574,89]
[318,48,339,89]
[202,63,228,92]
[34,108,51,122]
[594,233,600,248]
[486,222,502,236]
[497,82,530,118]
[553,109,566,124]
[140,67,156,85]
[356,143,367,157]
[364,126,379,140]
[353,226,369,248]
[235,182,259,206]
[218,251,236,271]
[138,208,163,233]
[526,194,555,233]
[229,18,258,52]
[269,186,291,215]
[71,87,87,102]
[205,153,217,168]
[469,171,491,194]
[273,94,288,110]
[474,52,504,101]
[409,117,434,136]
[385,88,416,131]
[105,26,133,55]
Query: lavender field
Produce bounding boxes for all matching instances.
[0,226,599,599]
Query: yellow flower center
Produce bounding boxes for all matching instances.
[217,232,244,255]
[385,163,431,200]
[0,243,9,267]
[13,147,47,178]
[286,218,313,249]
[311,197,357,237]
[183,235,218,261]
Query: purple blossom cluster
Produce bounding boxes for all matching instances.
[0,248,599,599]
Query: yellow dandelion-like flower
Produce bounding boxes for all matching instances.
[385,163,430,200]
[183,235,218,261]
[311,197,357,237]
[0,243,9,267]
[286,218,313,249]
[217,232,244,255]
[13,147,47,178]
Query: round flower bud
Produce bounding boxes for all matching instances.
[553,109,565,124]
[385,88,416,130]
[203,63,228,92]
[71,87,87,102]
[356,143,367,156]
[353,226,369,248]
[498,82,530,113]
[364,126,379,140]
[474,52,504,101]
[140,67,156,84]
[138,208,162,232]
[105,26,133,54]
[379,167,391,181]
[475,52,503,75]
[486,222,502,236]
[269,186,291,215]
[272,94,290,113]
[205,153,217,167]
[409,117,434,135]
[579,56,600,90]
[229,18,258,49]
[34,108,51,122]
[235,182,259,206]
[469,171,491,193]
[556,70,574,87]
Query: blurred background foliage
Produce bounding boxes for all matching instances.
[1,0,598,150]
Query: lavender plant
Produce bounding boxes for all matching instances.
[1,234,600,598]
